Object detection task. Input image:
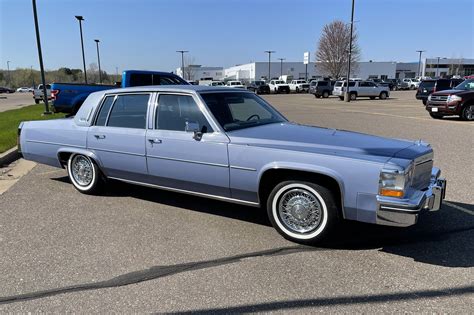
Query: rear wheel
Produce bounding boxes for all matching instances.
[35,99,40,104]
[379,91,388,100]
[461,104,474,121]
[350,93,357,101]
[267,181,338,244]
[67,154,104,194]
[339,96,344,101]
[296,87,299,93]
[322,91,329,98]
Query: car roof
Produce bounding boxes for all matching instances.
[95,85,252,97]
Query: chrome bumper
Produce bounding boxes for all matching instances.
[376,168,446,227]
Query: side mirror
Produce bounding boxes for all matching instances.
[185,121,203,141]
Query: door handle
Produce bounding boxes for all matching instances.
[148,138,162,144]
[94,134,106,139]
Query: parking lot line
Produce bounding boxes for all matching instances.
[444,201,474,216]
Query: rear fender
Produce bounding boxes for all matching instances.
[57,148,104,171]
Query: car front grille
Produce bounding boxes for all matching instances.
[411,154,433,190]
[430,95,448,102]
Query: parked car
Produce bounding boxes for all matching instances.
[16,87,30,93]
[246,80,270,94]
[268,80,290,94]
[309,80,334,98]
[209,81,226,87]
[226,81,246,89]
[333,80,390,100]
[425,79,474,120]
[33,84,51,103]
[401,78,419,90]
[51,70,188,114]
[416,78,464,105]
[289,80,310,93]
[383,79,399,91]
[0,86,15,93]
[18,85,446,244]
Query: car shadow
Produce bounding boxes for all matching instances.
[52,175,474,267]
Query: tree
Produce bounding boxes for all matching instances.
[183,56,197,81]
[315,20,361,79]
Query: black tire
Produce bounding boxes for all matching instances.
[370,96,376,100]
[296,87,299,93]
[266,180,338,244]
[350,93,357,101]
[422,100,427,105]
[286,89,290,94]
[314,94,320,98]
[67,154,104,194]
[35,99,40,104]
[461,104,474,121]
[322,91,329,98]
[339,96,344,101]
[429,113,443,119]
[379,92,388,100]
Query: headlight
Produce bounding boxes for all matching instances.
[379,165,413,198]
[428,95,432,101]
[447,95,462,103]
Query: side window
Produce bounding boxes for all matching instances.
[95,96,115,126]
[107,94,150,129]
[156,94,213,133]
[129,74,152,87]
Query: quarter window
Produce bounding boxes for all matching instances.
[107,94,150,129]
[156,94,213,132]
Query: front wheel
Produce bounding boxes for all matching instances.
[461,104,474,121]
[67,154,104,194]
[379,92,388,100]
[35,99,40,104]
[350,93,357,101]
[339,96,344,101]
[267,181,338,244]
[322,91,329,98]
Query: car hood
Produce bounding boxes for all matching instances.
[431,89,470,96]
[227,122,431,164]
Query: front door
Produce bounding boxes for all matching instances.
[87,93,150,180]
[146,93,230,197]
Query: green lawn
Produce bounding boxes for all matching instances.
[0,105,65,153]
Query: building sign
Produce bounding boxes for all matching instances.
[304,52,310,65]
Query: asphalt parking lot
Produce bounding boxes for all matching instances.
[0,90,472,313]
[0,93,37,112]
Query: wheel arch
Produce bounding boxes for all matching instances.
[257,164,346,219]
[57,148,103,171]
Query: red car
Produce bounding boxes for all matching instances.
[425,79,474,121]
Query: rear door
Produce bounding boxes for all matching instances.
[87,93,150,180]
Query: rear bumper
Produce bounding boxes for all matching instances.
[376,168,446,227]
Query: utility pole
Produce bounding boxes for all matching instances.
[94,39,102,83]
[264,50,275,81]
[277,58,285,78]
[176,50,189,80]
[32,0,51,114]
[6,61,11,87]
[345,0,355,102]
[416,50,425,78]
[75,15,87,83]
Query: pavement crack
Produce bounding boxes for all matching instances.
[0,245,318,304]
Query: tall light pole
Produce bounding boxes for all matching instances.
[94,39,102,83]
[6,61,11,87]
[264,50,275,81]
[75,15,87,84]
[277,58,285,78]
[176,50,189,80]
[416,50,425,78]
[32,0,51,114]
[345,0,355,102]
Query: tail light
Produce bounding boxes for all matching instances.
[51,89,60,101]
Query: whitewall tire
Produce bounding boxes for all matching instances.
[67,154,103,194]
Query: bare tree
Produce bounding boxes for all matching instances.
[183,56,197,81]
[315,20,361,79]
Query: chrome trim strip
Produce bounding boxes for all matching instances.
[146,155,229,168]
[26,139,84,148]
[109,177,260,207]
[230,165,257,172]
[88,147,145,157]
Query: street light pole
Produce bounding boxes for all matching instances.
[6,61,10,87]
[277,58,285,78]
[94,39,102,83]
[416,50,425,78]
[345,0,355,102]
[75,15,87,84]
[176,50,189,80]
[264,50,275,81]
[32,0,51,114]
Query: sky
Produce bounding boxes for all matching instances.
[1,0,473,73]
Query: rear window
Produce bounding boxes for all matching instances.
[419,81,435,89]
[317,81,328,86]
[107,94,150,129]
[129,73,185,87]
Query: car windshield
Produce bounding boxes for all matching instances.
[275,81,284,84]
[200,92,286,131]
[454,79,474,91]
[254,81,264,86]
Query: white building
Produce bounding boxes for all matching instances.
[423,58,474,78]
[176,65,224,81]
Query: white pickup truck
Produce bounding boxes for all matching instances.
[333,80,390,100]
[226,81,246,89]
[268,80,290,94]
[289,80,310,93]
[33,84,51,104]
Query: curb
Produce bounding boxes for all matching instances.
[0,146,20,167]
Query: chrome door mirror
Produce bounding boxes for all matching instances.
[185,121,202,141]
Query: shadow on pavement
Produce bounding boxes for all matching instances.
[53,176,474,268]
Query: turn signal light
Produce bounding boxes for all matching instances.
[380,189,404,198]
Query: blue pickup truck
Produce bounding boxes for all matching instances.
[50,70,188,114]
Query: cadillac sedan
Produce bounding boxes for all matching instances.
[18,85,446,244]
